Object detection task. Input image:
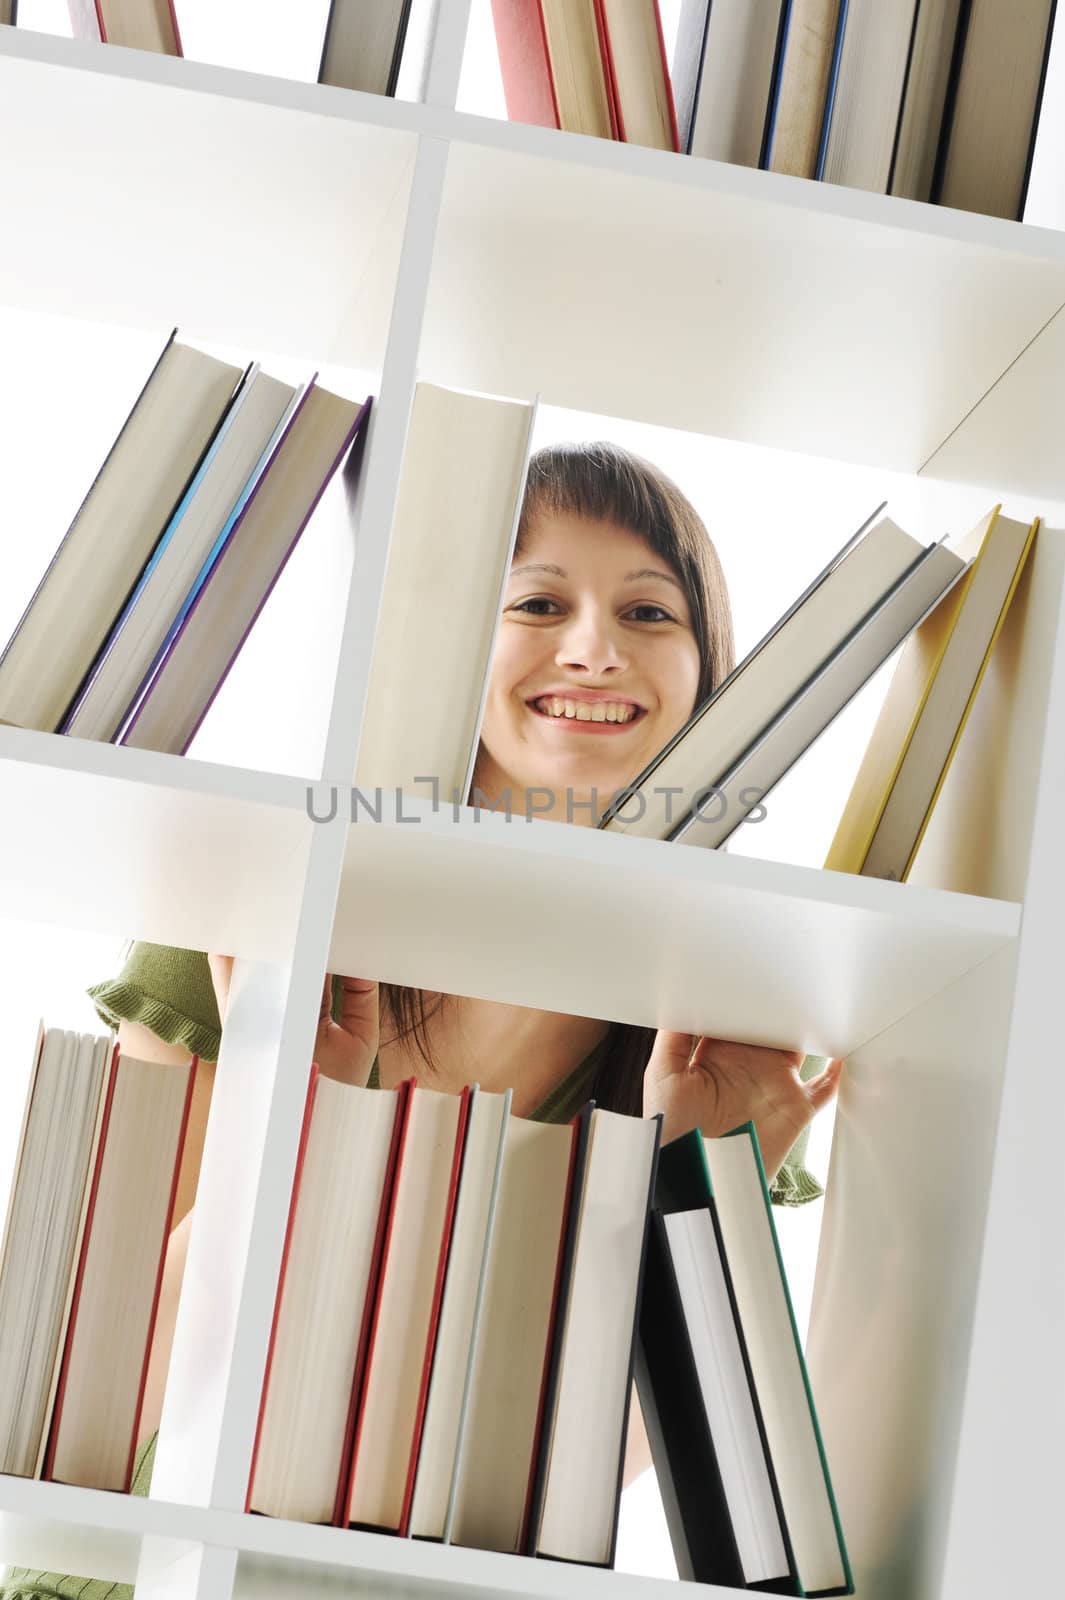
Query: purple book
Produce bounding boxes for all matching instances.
[116,386,372,756]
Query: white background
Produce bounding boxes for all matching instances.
[0,1,1031,1582]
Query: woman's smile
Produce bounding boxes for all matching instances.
[470,509,703,822]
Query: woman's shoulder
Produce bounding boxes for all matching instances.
[88,942,222,1062]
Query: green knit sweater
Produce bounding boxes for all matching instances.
[0,942,825,1600]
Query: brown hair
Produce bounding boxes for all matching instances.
[379,441,736,1116]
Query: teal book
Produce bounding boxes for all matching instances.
[656,1125,854,1597]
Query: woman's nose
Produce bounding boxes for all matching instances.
[554,606,627,673]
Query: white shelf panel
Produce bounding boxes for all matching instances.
[0,30,416,367]
[0,1473,738,1600]
[422,135,1065,483]
[0,728,311,959]
[330,795,1019,1060]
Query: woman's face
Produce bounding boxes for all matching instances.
[473,510,702,822]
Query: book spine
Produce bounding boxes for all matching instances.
[602,1114,662,1568]
[113,378,316,746]
[166,0,183,56]
[41,1042,120,1482]
[441,1087,513,1545]
[398,1084,473,1536]
[1018,0,1058,220]
[245,1063,321,1512]
[652,0,682,151]
[592,0,623,142]
[337,1076,415,1526]
[520,1102,593,1555]
[814,0,850,180]
[884,0,924,194]
[727,1124,855,1596]
[927,0,973,204]
[760,1,797,169]
[175,393,371,756]
[386,0,416,96]
[489,0,561,128]
[125,1055,196,1493]
[57,364,257,737]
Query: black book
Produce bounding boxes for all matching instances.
[639,1128,803,1593]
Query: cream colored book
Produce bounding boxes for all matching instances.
[826,506,1039,882]
[448,1115,575,1554]
[46,1053,194,1492]
[767,0,844,178]
[248,1076,402,1523]
[354,382,536,805]
[407,1086,512,1542]
[0,1028,113,1478]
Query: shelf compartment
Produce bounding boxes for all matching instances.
[0,727,311,960]
[330,795,1020,1061]
[0,30,416,368]
[420,135,1065,486]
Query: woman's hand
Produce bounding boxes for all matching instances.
[313,973,380,1087]
[643,1031,842,1181]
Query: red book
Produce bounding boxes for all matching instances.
[246,1071,412,1525]
[44,1048,196,1491]
[344,1083,472,1532]
[397,1086,472,1536]
[68,0,183,55]
[490,0,619,138]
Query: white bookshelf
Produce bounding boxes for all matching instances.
[0,10,1063,1600]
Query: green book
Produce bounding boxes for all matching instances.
[655,1126,853,1597]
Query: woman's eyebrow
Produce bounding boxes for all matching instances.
[510,562,684,592]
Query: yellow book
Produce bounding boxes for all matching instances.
[825,505,1039,881]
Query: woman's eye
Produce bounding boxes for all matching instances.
[627,604,674,623]
[512,597,561,615]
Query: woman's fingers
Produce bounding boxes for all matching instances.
[207,954,235,1026]
[805,1057,844,1109]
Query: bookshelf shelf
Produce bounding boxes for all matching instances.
[0,1472,740,1600]
[0,7,1062,1600]
[332,796,1020,1061]
[0,30,416,368]
[0,727,310,962]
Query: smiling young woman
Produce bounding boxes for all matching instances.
[1,442,841,1600]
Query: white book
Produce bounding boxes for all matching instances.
[407,1085,511,1541]
[530,1108,659,1566]
[248,1077,401,1523]
[353,382,536,806]
[0,1027,113,1477]
[820,0,919,192]
[345,1086,463,1531]
[662,1208,789,1583]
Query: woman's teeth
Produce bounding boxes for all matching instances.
[533,697,639,724]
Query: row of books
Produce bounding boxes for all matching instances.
[0,356,1041,889]
[0,1,429,100]
[490,0,1057,222]
[0,1022,852,1592]
[352,381,1039,887]
[0,1027,194,1491]
[0,333,369,751]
